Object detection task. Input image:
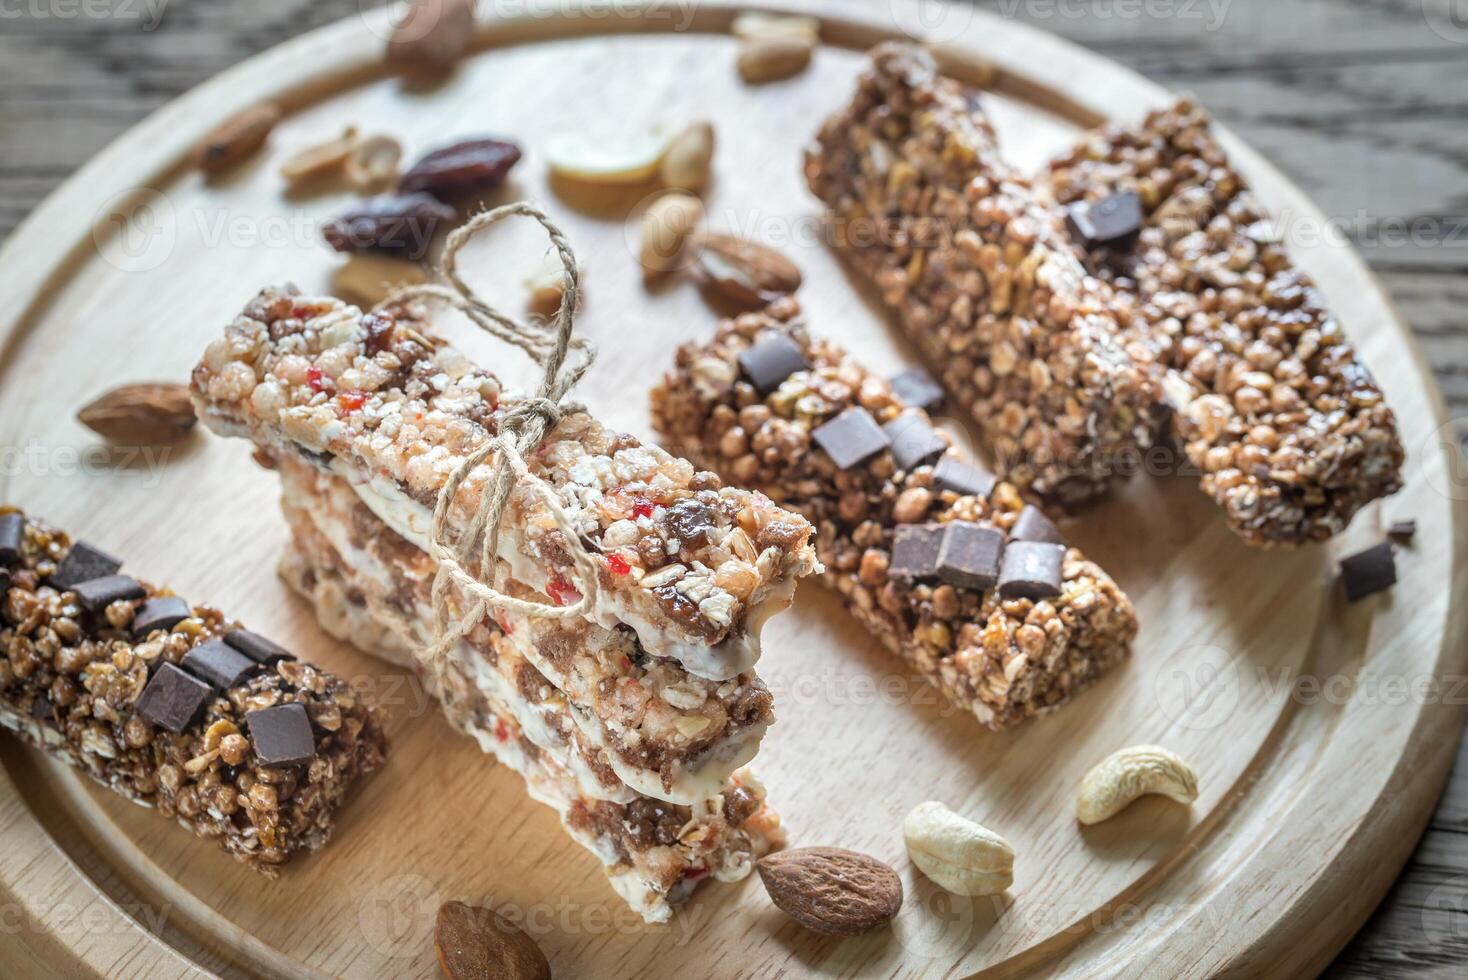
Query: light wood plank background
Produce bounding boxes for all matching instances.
[1,0,1464,976]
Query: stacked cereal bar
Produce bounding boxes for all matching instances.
[0,509,386,875]
[804,42,1168,507]
[1046,100,1405,544]
[651,298,1138,730]
[190,287,813,920]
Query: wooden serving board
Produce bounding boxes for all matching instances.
[0,2,1463,977]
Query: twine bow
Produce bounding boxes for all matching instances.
[374,203,598,709]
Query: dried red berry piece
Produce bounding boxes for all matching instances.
[306,365,327,393]
[546,574,581,606]
[398,138,522,196]
[337,390,368,412]
[321,192,455,260]
[607,554,631,576]
[632,498,654,520]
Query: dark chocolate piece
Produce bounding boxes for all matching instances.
[884,413,948,472]
[1066,191,1144,249]
[51,541,123,589]
[0,513,21,566]
[72,574,146,613]
[932,456,996,500]
[812,408,890,469]
[937,523,1005,591]
[997,542,1065,600]
[1340,542,1396,602]
[889,524,946,581]
[182,639,262,691]
[132,596,192,638]
[1011,505,1063,545]
[224,628,295,664]
[247,702,317,767]
[0,568,10,595]
[889,367,944,412]
[135,663,212,733]
[737,335,809,396]
[1387,520,1416,543]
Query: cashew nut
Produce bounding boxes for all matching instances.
[902,801,1014,896]
[1076,745,1198,825]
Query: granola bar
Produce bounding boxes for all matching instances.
[804,43,1167,506]
[0,509,387,876]
[190,287,818,680]
[651,300,1138,729]
[276,455,772,805]
[282,533,783,923]
[1046,99,1405,544]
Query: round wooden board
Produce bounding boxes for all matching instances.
[0,2,1463,977]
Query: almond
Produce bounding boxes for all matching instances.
[659,121,715,192]
[694,232,802,309]
[640,192,705,279]
[434,900,550,980]
[387,0,475,76]
[737,35,814,84]
[194,102,282,175]
[756,847,902,936]
[77,383,197,445]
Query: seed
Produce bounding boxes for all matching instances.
[640,192,705,279]
[279,127,360,186]
[344,135,405,193]
[737,35,814,84]
[659,121,715,192]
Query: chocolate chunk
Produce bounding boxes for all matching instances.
[883,413,948,472]
[51,541,123,589]
[812,408,890,469]
[889,367,944,412]
[1067,191,1144,249]
[72,574,146,613]
[182,639,262,690]
[997,542,1065,600]
[132,596,192,638]
[932,456,996,500]
[1011,505,1063,545]
[1340,542,1396,602]
[224,628,295,665]
[737,335,809,396]
[1387,519,1416,543]
[0,513,22,566]
[937,522,1004,591]
[135,663,212,733]
[888,524,945,581]
[246,702,317,767]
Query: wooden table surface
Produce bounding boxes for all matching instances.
[1,1,1464,976]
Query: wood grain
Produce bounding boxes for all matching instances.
[0,1,1464,977]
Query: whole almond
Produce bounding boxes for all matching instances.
[695,232,802,308]
[737,35,814,84]
[78,383,197,445]
[434,900,550,980]
[640,193,705,279]
[756,847,903,936]
[659,121,715,193]
[194,103,282,175]
[387,0,475,76]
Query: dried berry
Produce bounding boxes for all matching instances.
[77,383,197,445]
[398,138,522,196]
[321,193,455,260]
[434,900,550,980]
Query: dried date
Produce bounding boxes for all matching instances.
[397,138,522,196]
[321,193,455,260]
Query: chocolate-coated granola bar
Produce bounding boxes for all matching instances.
[651,300,1138,730]
[0,509,386,875]
[1046,99,1405,545]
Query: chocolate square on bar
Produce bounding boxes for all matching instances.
[1066,191,1144,249]
[0,513,22,566]
[183,639,262,691]
[72,574,146,614]
[51,541,123,589]
[737,335,809,396]
[889,524,946,581]
[884,413,948,472]
[247,703,317,767]
[132,596,192,638]
[997,542,1065,600]
[135,663,212,733]
[1011,505,1063,545]
[1340,542,1396,602]
[1387,520,1416,543]
[224,629,295,665]
[937,522,1004,591]
[889,367,944,412]
[932,457,995,500]
[812,408,890,469]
